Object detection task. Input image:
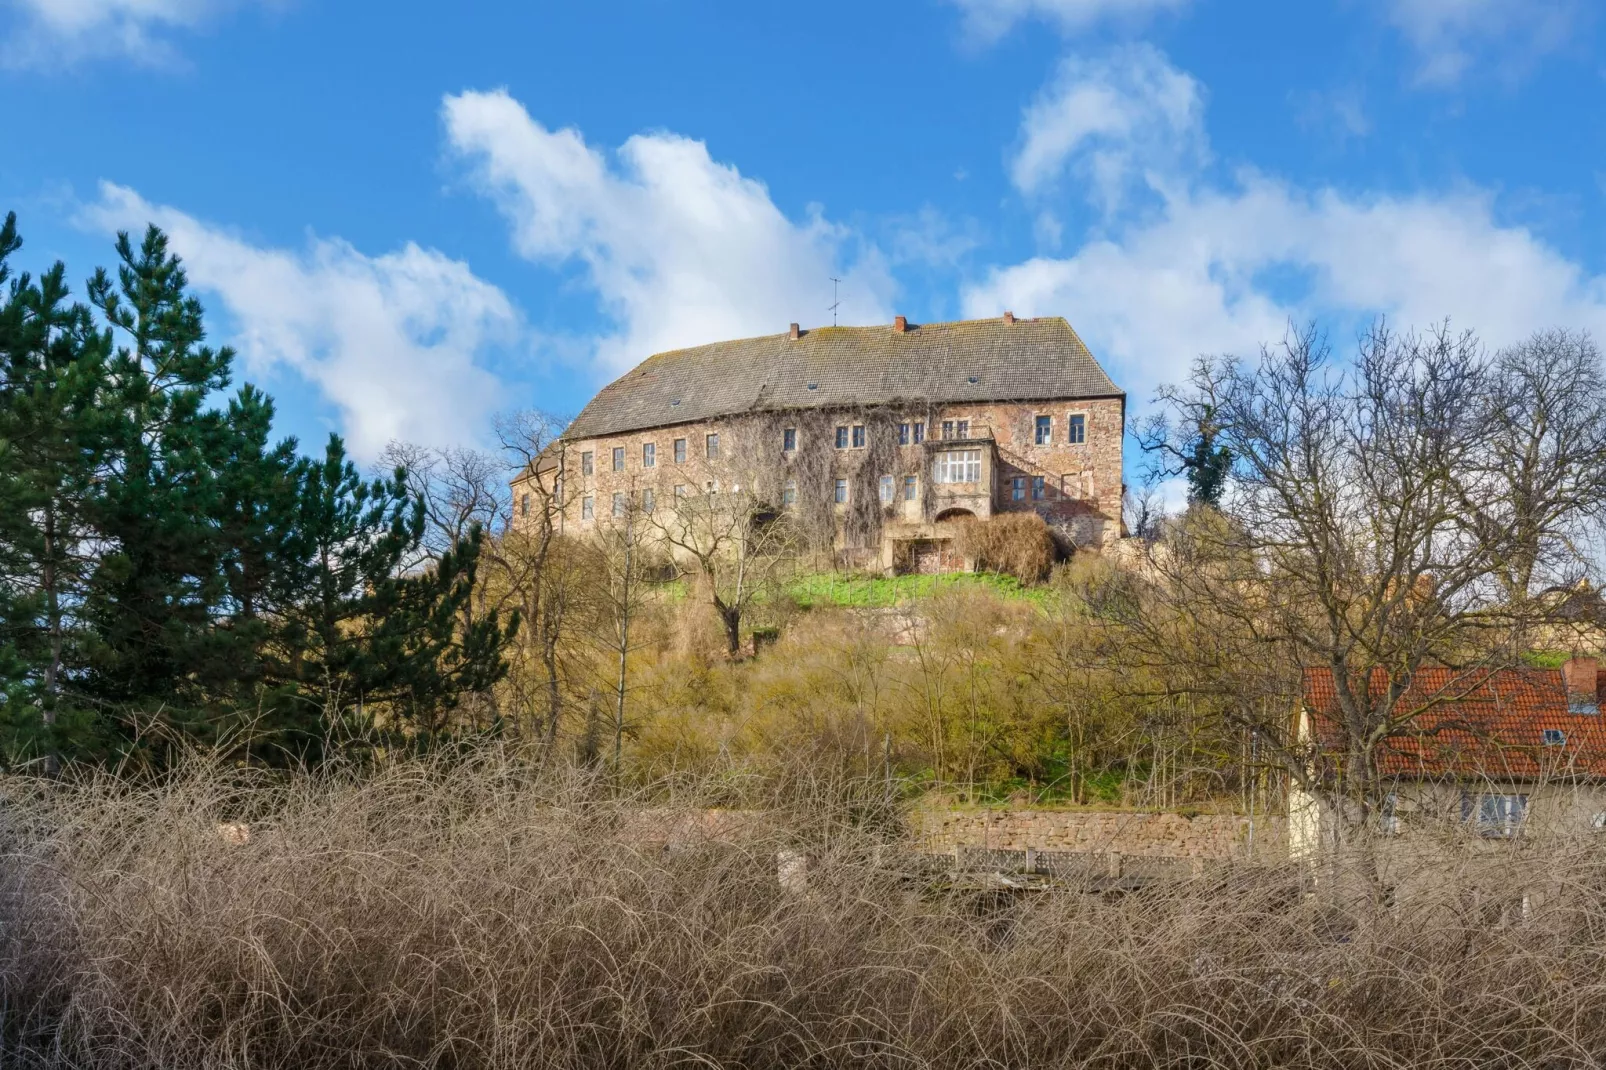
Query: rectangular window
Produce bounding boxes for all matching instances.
[913,422,925,444]
[852,425,866,448]
[674,484,688,497]
[1067,413,1086,444]
[957,419,969,438]
[612,492,626,518]
[941,420,954,439]
[1035,414,1052,445]
[705,433,720,460]
[1464,793,1528,838]
[879,475,894,503]
[1032,475,1046,500]
[1012,476,1026,501]
[933,450,982,484]
[781,479,797,506]
[898,422,910,445]
[641,487,655,513]
[835,426,849,449]
[674,438,687,464]
[581,451,594,476]
[834,478,848,504]
[553,476,563,506]
[783,427,797,451]
[520,492,531,516]
[612,447,625,472]
[903,475,918,501]
[581,495,594,520]
[642,442,656,468]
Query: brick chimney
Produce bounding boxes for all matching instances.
[1563,655,1600,712]
[1002,311,1015,325]
[788,322,800,340]
[893,315,907,333]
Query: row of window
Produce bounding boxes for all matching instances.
[576,413,1092,479]
[579,434,720,476]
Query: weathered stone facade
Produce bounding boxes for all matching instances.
[920,808,1287,862]
[511,316,1127,566]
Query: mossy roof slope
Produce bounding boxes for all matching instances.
[564,316,1124,440]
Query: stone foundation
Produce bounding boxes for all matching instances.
[920,808,1287,861]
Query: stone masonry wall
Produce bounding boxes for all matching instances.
[920,809,1289,861]
[512,396,1126,551]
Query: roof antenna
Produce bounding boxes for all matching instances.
[828,277,842,326]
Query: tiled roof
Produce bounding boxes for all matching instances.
[1302,666,1606,779]
[564,316,1124,441]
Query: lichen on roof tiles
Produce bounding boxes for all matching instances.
[564,316,1124,440]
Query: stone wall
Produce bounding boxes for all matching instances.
[512,396,1126,553]
[920,808,1288,861]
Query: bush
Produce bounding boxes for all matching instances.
[3,751,1606,1068]
[955,512,1057,583]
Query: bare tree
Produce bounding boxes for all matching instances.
[491,411,575,749]
[588,481,658,770]
[648,457,799,657]
[1119,322,1606,854]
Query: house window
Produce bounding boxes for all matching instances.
[903,475,918,501]
[642,442,656,468]
[612,447,625,472]
[581,495,594,520]
[933,450,982,484]
[553,477,563,506]
[705,433,720,460]
[782,479,797,506]
[674,484,689,498]
[1032,475,1046,500]
[834,478,848,504]
[852,425,866,448]
[612,492,626,518]
[783,427,797,451]
[641,487,655,513]
[520,493,531,516]
[1544,728,1567,746]
[879,475,894,503]
[957,419,969,438]
[1067,413,1086,444]
[674,438,687,464]
[1464,793,1528,838]
[581,451,594,476]
[941,420,954,439]
[1035,415,1052,445]
[1012,476,1026,501]
[913,422,925,444]
[835,426,849,449]
[898,423,910,445]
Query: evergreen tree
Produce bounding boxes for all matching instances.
[1184,405,1231,508]
[0,213,114,762]
[268,437,516,753]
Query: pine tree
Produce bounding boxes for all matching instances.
[268,437,516,753]
[0,213,115,763]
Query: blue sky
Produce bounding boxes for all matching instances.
[3,0,1604,477]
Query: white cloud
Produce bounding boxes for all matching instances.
[80,182,520,457]
[1011,44,1205,208]
[950,0,1190,40]
[2,0,263,66]
[1384,0,1581,86]
[971,47,1606,405]
[442,89,893,377]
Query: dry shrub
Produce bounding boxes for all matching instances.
[3,751,1606,1068]
[955,512,1057,583]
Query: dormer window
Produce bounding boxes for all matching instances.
[1544,728,1567,746]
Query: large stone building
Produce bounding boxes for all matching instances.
[512,313,1126,571]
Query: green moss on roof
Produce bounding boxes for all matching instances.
[565,316,1124,441]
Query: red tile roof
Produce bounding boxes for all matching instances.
[1302,665,1606,780]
